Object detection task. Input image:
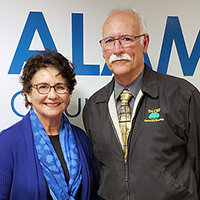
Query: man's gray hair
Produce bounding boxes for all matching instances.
[107,6,147,35]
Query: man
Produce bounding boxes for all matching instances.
[83,7,200,200]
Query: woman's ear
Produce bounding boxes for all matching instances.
[25,92,32,104]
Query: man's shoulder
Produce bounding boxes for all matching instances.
[87,78,114,103]
[157,70,198,91]
[142,65,200,102]
[145,65,198,92]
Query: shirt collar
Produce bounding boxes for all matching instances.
[114,70,144,101]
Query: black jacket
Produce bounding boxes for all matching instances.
[83,64,200,200]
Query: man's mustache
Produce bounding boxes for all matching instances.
[109,53,131,63]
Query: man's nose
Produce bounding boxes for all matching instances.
[113,39,124,54]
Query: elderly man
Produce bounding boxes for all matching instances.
[83,8,200,200]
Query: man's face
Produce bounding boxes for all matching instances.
[101,11,149,84]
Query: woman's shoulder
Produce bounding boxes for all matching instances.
[71,124,87,139]
[1,119,22,138]
[71,124,92,148]
[0,112,31,141]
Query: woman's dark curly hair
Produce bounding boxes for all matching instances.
[20,49,77,108]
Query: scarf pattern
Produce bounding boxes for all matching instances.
[30,108,82,200]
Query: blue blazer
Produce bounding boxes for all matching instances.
[0,112,101,200]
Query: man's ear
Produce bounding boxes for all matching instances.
[143,34,149,54]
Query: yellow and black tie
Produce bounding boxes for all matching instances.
[118,89,133,161]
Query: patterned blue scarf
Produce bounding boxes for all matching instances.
[30,108,82,200]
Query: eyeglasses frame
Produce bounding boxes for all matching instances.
[31,83,70,94]
[99,34,146,49]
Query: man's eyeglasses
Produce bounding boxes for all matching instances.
[31,83,70,94]
[99,34,146,50]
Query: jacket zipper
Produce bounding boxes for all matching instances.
[125,158,130,200]
[108,114,130,200]
[108,90,144,200]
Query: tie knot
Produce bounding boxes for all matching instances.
[120,90,132,103]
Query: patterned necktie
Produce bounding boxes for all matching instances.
[118,89,133,162]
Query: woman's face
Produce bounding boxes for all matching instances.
[26,67,70,122]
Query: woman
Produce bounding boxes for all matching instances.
[0,50,101,200]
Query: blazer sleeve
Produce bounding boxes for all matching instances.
[0,130,14,200]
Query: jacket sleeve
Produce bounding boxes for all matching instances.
[82,101,93,144]
[88,144,102,200]
[82,102,89,136]
[187,89,200,197]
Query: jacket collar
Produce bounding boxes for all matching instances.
[95,63,158,103]
[142,64,159,99]
[95,77,115,103]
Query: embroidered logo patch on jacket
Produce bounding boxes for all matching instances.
[144,108,164,122]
